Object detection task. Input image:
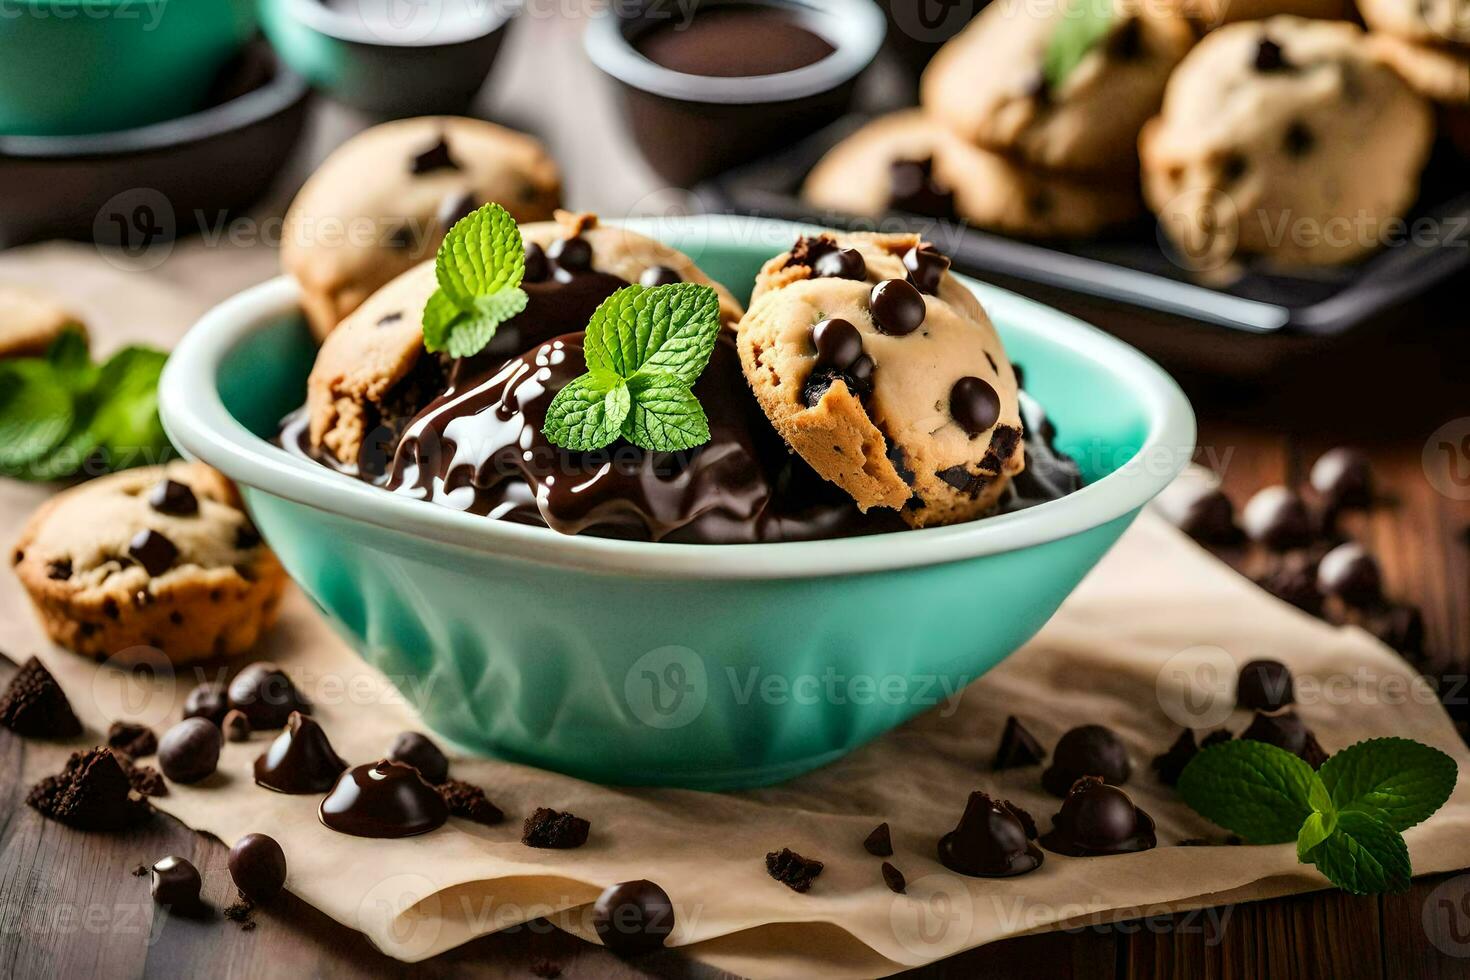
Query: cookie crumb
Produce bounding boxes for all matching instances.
[27,748,151,830]
[0,657,83,738]
[224,896,256,930]
[107,721,157,758]
[522,808,589,849]
[439,778,504,826]
[765,848,823,893]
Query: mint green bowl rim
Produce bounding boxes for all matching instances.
[159,215,1195,580]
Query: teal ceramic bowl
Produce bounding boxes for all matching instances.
[160,216,1194,790]
[0,0,256,136]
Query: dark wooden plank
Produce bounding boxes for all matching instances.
[1381,873,1470,980]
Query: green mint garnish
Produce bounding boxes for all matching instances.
[1179,737,1456,895]
[421,202,529,359]
[1042,0,1115,91]
[542,283,721,453]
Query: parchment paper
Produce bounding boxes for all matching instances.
[4,245,1470,979]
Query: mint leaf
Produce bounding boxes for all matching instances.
[1319,737,1457,832]
[542,372,631,452]
[585,283,721,385]
[1043,0,1115,91]
[88,346,171,469]
[626,374,710,452]
[421,203,528,357]
[443,289,531,360]
[1306,811,1411,895]
[0,360,75,475]
[421,290,463,353]
[46,327,91,378]
[1297,810,1335,861]
[1177,740,1318,844]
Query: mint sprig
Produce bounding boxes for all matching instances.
[1178,737,1456,895]
[421,202,529,359]
[1042,0,1115,91]
[543,283,721,453]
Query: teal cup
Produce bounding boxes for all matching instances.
[0,0,256,136]
[159,215,1195,790]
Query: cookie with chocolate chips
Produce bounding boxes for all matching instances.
[13,462,286,664]
[282,116,563,340]
[737,236,1023,527]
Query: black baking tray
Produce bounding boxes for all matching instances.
[697,114,1470,378]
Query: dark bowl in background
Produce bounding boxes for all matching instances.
[586,0,885,186]
[0,42,310,249]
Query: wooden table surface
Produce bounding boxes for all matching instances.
[3,11,1470,979]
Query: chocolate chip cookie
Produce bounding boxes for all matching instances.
[921,0,1194,174]
[0,283,86,359]
[802,111,1141,238]
[282,116,563,341]
[1140,18,1434,267]
[305,212,745,474]
[13,462,286,664]
[1360,0,1470,46]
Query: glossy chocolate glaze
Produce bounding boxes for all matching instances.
[634,6,836,78]
[318,760,448,839]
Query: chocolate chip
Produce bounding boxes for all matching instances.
[591,880,675,955]
[888,158,955,219]
[950,377,1000,436]
[107,721,157,758]
[1107,17,1142,59]
[410,136,459,174]
[229,833,287,903]
[1254,36,1291,72]
[1283,121,1315,157]
[993,715,1046,769]
[223,709,252,742]
[158,717,222,783]
[881,862,907,893]
[234,524,261,550]
[436,191,479,232]
[765,848,823,892]
[1317,542,1381,607]
[47,558,72,580]
[1151,729,1198,786]
[812,247,866,281]
[938,791,1044,877]
[863,822,893,856]
[182,682,229,727]
[128,530,178,576]
[522,807,590,848]
[228,662,311,731]
[1042,725,1131,797]
[1025,188,1055,217]
[870,279,926,336]
[147,480,198,517]
[1220,153,1248,184]
[937,465,991,497]
[548,237,593,273]
[902,244,949,295]
[387,223,417,250]
[639,265,682,287]
[253,712,346,794]
[1237,659,1294,711]
[0,656,83,738]
[149,856,203,910]
[1039,777,1157,856]
[785,235,838,269]
[1242,486,1313,551]
[1310,447,1372,510]
[1240,711,1325,767]
[813,317,863,367]
[438,778,504,825]
[524,242,550,283]
[388,731,449,785]
[1253,551,1324,615]
[27,748,151,831]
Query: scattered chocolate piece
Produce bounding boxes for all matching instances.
[548,236,593,273]
[1283,121,1314,158]
[149,856,203,911]
[1236,659,1294,711]
[1151,729,1198,787]
[1253,551,1323,615]
[1253,36,1290,72]
[524,242,550,283]
[881,862,906,894]
[530,960,562,979]
[27,748,151,830]
[158,718,222,783]
[320,760,449,839]
[863,822,893,857]
[812,246,866,281]
[1239,711,1326,767]
[107,721,157,758]
[0,656,83,738]
[229,833,288,903]
[182,682,229,726]
[223,897,255,930]
[803,318,874,407]
[902,243,950,296]
[410,136,459,174]
[639,265,683,287]
[937,791,1044,878]
[1156,481,1241,546]
[766,847,823,892]
[887,158,955,219]
[1363,602,1425,657]
[522,807,590,849]
[223,709,252,743]
[147,479,199,517]
[438,778,505,825]
[436,190,478,232]
[992,715,1045,770]
[128,529,178,576]
[1039,776,1157,856]
[47,558,72,580]
[388,731,449,785]
[131,864,148,877]
[950,376,1000,437]
[869,279,925,337]
[1042,724,1131,796]
[253,712,347,794]
[1241,486,1312,551]
[1317,542,1382,608]
[591,879,675,955]
[228,663,310,731]
[126,762,168,798]
[1310,448,1371,510]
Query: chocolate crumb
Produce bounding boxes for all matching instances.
[863,822,893,857]
[765,848,823,893]
[224,897,256,929]
[992,715,1045,769]
[0,657,83,738]
[439,778,505,826]
[27,748,151,830]
[530,959,563,979]
[131,864,149,877]
[522,808,589,849]
[125,762,168,798]
[107,721,157,758]
[881,862,906,894]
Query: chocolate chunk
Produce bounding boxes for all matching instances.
[1253,551,1324,615]
[902,243,950,296]
[147,479,198,517]
[803,318,873,407]
[1239,710,1326,767]
[524,242,550,283]
[126,762,167,798]
[639,265,683,287]
[993,715,1045,770]
[1237,659,1294,711]
[107,721,157,758]
[765,847,823,892]
[950,377,1000,436]
[253,712,347,794]
[47,558,72,580]
[1039,776,1157,856]
[1042,724,1131,796]
[228,662,311,731]
[223,709,252,742]
[410,136,459,174]
[888,158,955,219]
[1151,729,1198,786]
[881,862,907,894]
[1364,602,1424,656]
[1283,121,1314,158]
[158,717,222,783]
[548,237,593,273]
[869,279,926,336]
[1310,448,1371,510]
[1158,482,1241,545]
[863,822,893,856]
[128,529,178,576]
[1241,486,1312,551]
[149,856,203,910]
[27,748,151,831]
[1254,36,1290,72]
[813,317,864,368]
[938,791,1044,877]
[591,880,675,955]
[182,682,229,726]
[234,524,261,550]
[438,777,505,825]
[785,235,838,269]
[1220,153,1248,184]
[436,191,479,232]
[1107,16,1142,59]
[812,247,866,282]
[523,807,591,849]
[936,465,991,497]
[319,760,449,839]
[388,731,449,784]
[0,656,83,738]
[1317,542,1381,607]
[229,832,288,903]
